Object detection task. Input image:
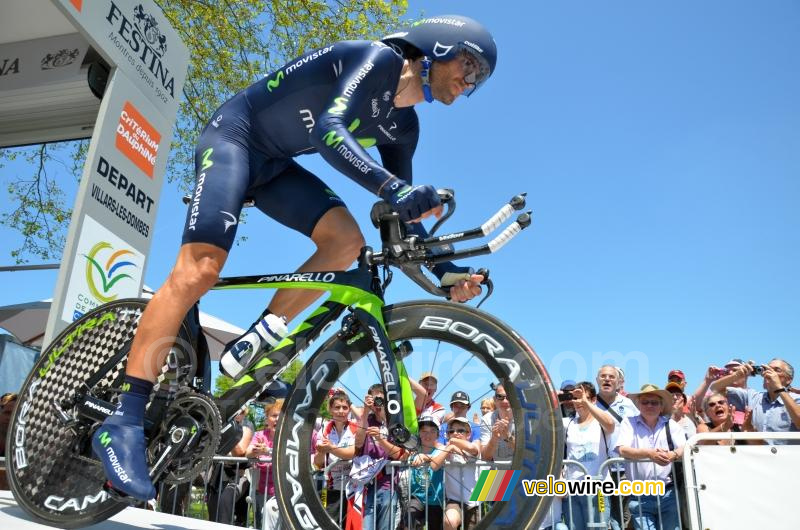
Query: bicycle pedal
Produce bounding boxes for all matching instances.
[102,481,141,506]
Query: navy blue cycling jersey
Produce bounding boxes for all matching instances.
[244,40,419,187]
[182,40,420,251]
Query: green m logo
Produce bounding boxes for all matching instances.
[99,431,111,447]
[200,148,213,171]
[321,119,376,149]
[266,70,285,92]
[328,97,348,115]
[322,130,344,148]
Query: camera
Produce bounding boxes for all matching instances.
[558,391,574,402]
[373,396,385,407]
[752,365,765,376]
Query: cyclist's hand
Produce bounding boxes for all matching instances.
[383,182,443,223]
[447,274,484,303]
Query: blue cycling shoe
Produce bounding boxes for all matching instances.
[92,422,156,501]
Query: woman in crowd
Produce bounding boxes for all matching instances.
[563,381,616,530]
[696,391,749,445]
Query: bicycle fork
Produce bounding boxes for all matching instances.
[348,307,419,450]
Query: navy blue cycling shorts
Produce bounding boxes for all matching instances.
[181,93,346,251]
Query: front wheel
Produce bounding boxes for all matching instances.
[273,300,562,530]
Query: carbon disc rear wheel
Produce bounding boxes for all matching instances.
[5,299,197,528]
[273,300,562,530]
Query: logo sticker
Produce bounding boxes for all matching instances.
[133,4,168,56]
[40,49,80,70]
[116,101,161,178]
[84,242,137,304]
[220,211,238,233]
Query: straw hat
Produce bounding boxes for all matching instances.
[629,383,674,416]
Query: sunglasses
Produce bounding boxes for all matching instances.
[448,428,469,435]
[1,393,17,406]
[706,400,728,408]
[639,399,662,407]
[494,394,508,401]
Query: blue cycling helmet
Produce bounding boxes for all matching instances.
[382,15,497,102]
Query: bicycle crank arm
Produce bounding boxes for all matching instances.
[148,420,194,480]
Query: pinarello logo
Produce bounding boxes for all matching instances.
[84,242,137,303]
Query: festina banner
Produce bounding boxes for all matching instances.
[43,0,188,344]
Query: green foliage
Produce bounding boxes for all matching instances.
[0,0,409,262]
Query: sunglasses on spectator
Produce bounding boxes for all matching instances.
[706,399,728,408]
[1,393,17,406]
[639,399,662,406]
[448,428,468,435]
[494,394,508,400]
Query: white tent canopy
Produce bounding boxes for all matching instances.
[0,296,243,360]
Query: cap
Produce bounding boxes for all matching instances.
[560,380,577,391]
[724,358,745,368]
[419,371,438,383]
[450,391,470,405]
[668,370,686,382]
[418,414,441,429]
[447,416,472,431]
[665,381,683,392]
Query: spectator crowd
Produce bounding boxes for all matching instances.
[1,356,797,530]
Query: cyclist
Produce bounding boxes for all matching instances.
[92,14,498,500]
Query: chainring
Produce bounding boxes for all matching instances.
[149,389,221,485]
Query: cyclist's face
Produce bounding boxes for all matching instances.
[430,55,473,105]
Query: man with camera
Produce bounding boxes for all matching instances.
[711,358,800,445]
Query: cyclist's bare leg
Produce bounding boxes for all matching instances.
[267,206,364,321]
[126,242,228,382]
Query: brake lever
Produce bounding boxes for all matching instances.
[475,267,493,308]
[429,188,455,236]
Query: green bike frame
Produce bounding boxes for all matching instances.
[210,262,419,437]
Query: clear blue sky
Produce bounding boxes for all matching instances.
[2,1,799,419]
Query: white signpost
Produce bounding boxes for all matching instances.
[0,0,189,345]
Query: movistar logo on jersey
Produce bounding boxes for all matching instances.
[266,70,284,92]
[201,148,213,170]
[285,45,333,74]
[328,97,348,116]
[99,431,111,447]
[322,130,344,148]
[343,59,374,98]
[414,17,466,28]
[322,119,376,151]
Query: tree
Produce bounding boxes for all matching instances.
[212,357,303,397]
[0,0,409,262]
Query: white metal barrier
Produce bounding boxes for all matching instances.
[683,431,800,530]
